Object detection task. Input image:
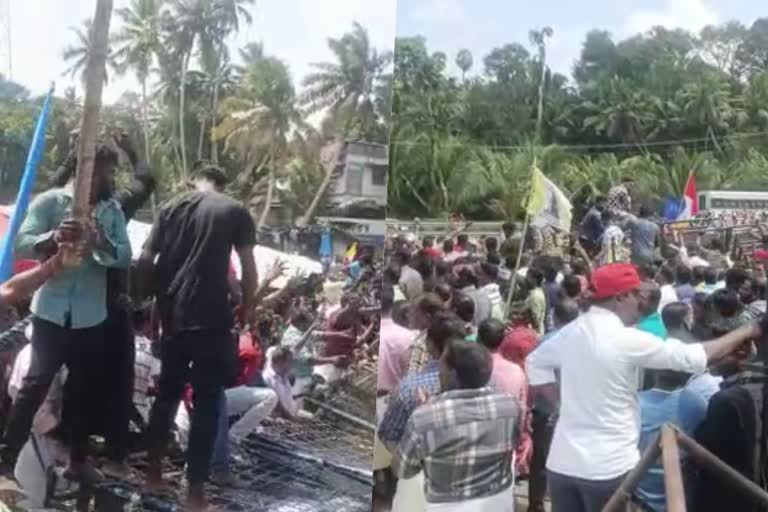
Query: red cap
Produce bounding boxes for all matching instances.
[754,249,768,261]
[590,263,641,300]
[13,259,39,275]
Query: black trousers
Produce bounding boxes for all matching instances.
[57,305,135,462]
[100,305,135,462]
[146,329,231,486]
[4,316,106,464]
[548,470,627,512]
[529,409,557,512]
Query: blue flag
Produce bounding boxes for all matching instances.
[663,197,684,221]
[0,87,55,282]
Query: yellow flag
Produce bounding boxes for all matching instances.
[526,166,573,232]
[345,241,358,261]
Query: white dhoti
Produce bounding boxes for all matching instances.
[391,471,426,512]
[425,486,515,512]
[373,395,392,470]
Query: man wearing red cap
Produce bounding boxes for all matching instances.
[527,263,762,512]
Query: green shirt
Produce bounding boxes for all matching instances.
[526,288,547,336]
[637,313,668,340]
[17,187,132,329]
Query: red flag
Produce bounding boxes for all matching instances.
[678,172,698,220]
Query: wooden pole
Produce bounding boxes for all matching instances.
[661,424,687,512]
[504,211,530,319]
[602,431,662,512]
[68,0,113,264]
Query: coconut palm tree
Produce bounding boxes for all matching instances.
[213,54,305,229]
[167,0,213,181]
[455,49,473,82]
[301,22,393,141]
[62,19,116,85]
[530,27,554,142]
[204,0,254,163]
[113,0,164,212]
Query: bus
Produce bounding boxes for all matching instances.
[697,190,768,211]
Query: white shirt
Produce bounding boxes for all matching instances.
[678,246,710,269]
[263,346,298,416]
[516,267,564,284]
[528,306,707,479]
[658,284,678,313]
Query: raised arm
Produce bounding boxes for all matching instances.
[112,133,156,222]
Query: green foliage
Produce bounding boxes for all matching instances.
[2,16,391,227]
[388,18,768,219]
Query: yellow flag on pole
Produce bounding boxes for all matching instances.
[526,166,573,232]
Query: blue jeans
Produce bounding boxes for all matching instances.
[210,389,229,476]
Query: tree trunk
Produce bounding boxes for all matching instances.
[211,52,221,164]
[72,0,113,220]
[257,149,275,230]
[178,49,191,181]
[67,0,113,266]
[141,78,157,218]
[535,46,547,143]
[296,140,343,227]
[197,116,206,161]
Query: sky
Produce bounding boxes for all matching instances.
[4,0,397,103]
[395,0,765,80]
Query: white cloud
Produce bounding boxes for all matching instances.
[408,0,464,26]
[623,0,719,36]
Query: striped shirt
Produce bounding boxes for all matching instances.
[378,360,440,444]
[394,387,521,504]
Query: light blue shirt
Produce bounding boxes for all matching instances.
[16,187,132,329]
[345,260,362,287]
[636,376,716,511]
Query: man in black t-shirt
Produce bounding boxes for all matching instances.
[137,166,258,511]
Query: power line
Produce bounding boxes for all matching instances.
[389,130,768,151]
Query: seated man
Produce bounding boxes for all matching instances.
[263,346,308,419]
[393,340,522,511]
[281,309,346,397]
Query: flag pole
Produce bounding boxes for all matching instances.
[0,86,55,282]
[505,211,530,319]
[504,161,536,319]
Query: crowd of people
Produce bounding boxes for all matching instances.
[0,133,381,511]
[374,178,768,512]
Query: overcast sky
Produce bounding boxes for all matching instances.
[395,0,765,80]
[5,0,397,103]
